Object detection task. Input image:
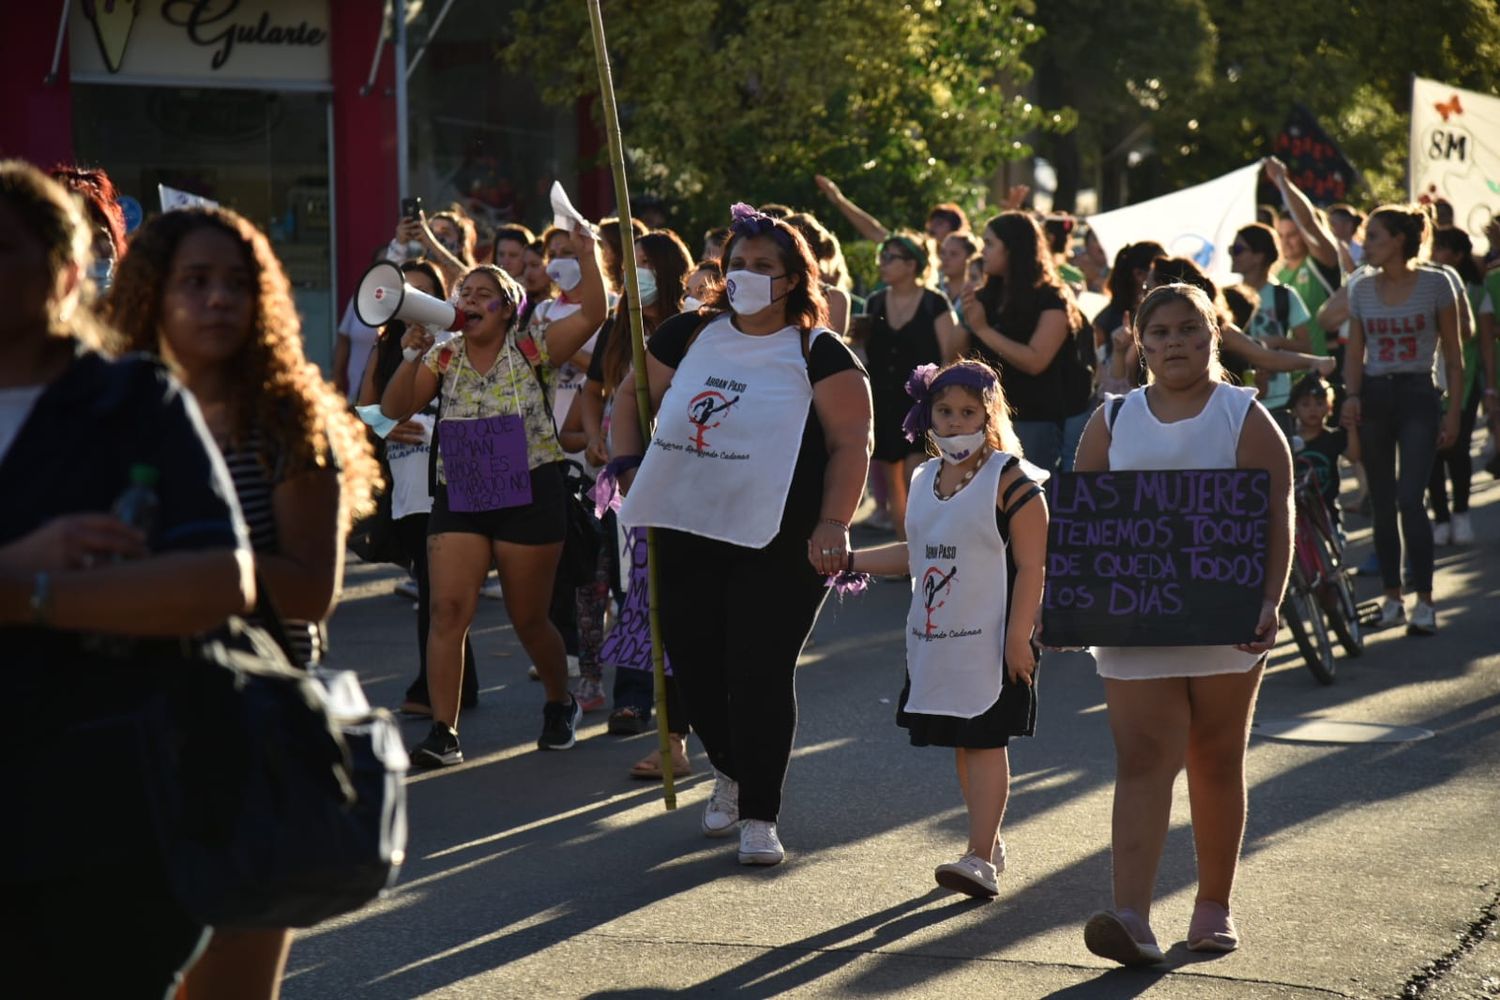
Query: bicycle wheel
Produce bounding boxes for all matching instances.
[1283,579,1337,684]
[1311,528,1364,658]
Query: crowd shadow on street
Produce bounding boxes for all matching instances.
[288,497,1499,997]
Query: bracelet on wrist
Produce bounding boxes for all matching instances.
[402,346,422,363]
[820,516,849,531]
[845,550,855,573]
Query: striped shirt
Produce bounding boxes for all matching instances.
[221,431,321,666]
[1349,264,1459,377]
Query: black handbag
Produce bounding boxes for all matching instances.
[347,441,408,567]
[142,600,409,928]
[557,459,603,589]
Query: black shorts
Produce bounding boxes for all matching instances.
[429,460,568,545]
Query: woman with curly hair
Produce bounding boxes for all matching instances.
[381,226,607,765]
[106,206,378,1000]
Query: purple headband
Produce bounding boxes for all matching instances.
[901,363,999,442]
[729,202,794,250]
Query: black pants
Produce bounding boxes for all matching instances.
[1359,373,1441,593]
[397,513,478,708]
[2,861,207,1000]
[656,528,829,822]
[1428,385,1482,520]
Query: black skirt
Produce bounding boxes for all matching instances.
[896,653,1038,748]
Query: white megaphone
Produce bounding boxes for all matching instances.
[355,260,464,332]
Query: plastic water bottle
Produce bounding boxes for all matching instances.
[112,463,160,543]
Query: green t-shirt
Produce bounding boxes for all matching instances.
[1275,257,1338,356]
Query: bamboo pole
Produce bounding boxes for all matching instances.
[586,0,676,809]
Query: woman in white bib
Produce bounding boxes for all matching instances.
[849,360,1048,900]
[614,205,871,867]
[1072,284,1292,965]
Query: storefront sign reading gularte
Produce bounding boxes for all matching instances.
[72,0,331,88]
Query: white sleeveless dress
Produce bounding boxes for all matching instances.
[1092,383,1268,680]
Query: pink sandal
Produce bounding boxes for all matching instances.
[1084,907,1164,966]
[1187,899,1239,952]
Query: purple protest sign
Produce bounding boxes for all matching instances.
[601,529,671,675]
[1041,469,1271,646]
[437,415,532,512]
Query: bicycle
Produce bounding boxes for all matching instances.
[1281,462,1365,684]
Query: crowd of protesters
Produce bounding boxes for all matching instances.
[2,147,1496,995]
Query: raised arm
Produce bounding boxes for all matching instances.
[814,175,890,243]
[1264,157,1339,270]
[540,227,607,366]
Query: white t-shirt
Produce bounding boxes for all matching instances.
[338,299,379,398]
[0,385,45,465]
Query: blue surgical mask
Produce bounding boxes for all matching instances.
[635,267,658,307]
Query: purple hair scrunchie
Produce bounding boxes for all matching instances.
[824,570,873,598]
[589,454,643,518]
[901,363,1000,443]
[728,201,794,250]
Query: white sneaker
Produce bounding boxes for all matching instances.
[1376,597,1406,629]
[1452,512,1475,544]
[934,852,999,897]
[480,578,504,600]
[1433,520,1452,546]
[738,819,785,865]
[394,575,419,600]
[1407,601,1437,636]
[701,770,739,837]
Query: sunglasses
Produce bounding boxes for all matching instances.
[1229,242,1250,255]
[879,251,915,264]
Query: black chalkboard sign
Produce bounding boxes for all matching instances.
[1041,469,1271,647]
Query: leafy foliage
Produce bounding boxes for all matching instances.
[502,0,1072,237]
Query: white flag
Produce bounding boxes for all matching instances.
[1410,77,1500,253]
[158,183,219,213]
[1085,163,1261,281]
[549,181,596,236]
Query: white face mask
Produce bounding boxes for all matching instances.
[930,429,987,465]
[724,269,785,316]
[546,258,582,291]
[635,266,658,306]
[682,295,702,312]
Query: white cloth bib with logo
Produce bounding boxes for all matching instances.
[620,315,824,548]
[903,451,1011,718]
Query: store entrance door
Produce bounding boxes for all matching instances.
[73,84,336,371]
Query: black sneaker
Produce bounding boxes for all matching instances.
[410,722,462,768]
[538,696,582,750]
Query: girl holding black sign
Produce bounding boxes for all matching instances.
[1071,283,1292,965]
[848,359,1048,899]
[381,227,606,766]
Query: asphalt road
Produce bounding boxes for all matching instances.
[286,476,1500,999]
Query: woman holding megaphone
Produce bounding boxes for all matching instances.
[381,225,607,766]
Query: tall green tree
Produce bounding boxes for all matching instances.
[503,0,1073,238]
[1032,0,1500,209]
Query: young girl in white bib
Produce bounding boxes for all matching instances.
[849,359,1048,898]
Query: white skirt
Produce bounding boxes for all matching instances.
[1092,645,1263,680]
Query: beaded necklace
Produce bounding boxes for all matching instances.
[933,447,991,501]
